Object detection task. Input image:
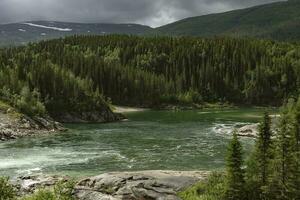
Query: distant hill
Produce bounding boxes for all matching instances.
[1,0,300,46]
[0,21,152,46]
[155,0,300,41]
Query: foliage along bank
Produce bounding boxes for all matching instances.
[180,97,300,200]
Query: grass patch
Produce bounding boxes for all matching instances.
[21,180,75,200]
[178,172,226,200]
[0,177,16,200]
[0,100,11,112]
[0,100,22,119]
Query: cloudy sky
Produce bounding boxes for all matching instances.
[0,0,283,27]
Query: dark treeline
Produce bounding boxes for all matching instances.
[1,35,300,115]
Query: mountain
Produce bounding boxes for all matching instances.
[155,0,300,41]
[0,21,152,46]
[1,1,300,46]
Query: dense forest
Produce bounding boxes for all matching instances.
[1,35,300,116]
[180,98,300,200]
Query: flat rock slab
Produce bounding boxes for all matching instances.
[74,171,209,200]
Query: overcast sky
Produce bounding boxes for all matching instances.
[0,0,283,27]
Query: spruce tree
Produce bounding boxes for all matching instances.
[268,101,297,200]
[289,98,300,199]
[256,112,273,197]
[225,131,245,200]
[245,112,273,200]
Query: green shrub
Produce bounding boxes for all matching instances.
[16,86,46,117]
[0,177,16,200]
[21,180,75,200]
[53,180,75,200]
[160,90,203,105]
[179,172,226,200]
[22,190,55,200]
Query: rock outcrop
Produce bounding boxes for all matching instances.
[74,171,209,200]
[12,171,209,200]
[52,109,125,123]
[237,116,280,138]
[0,108,66,141]
[0,102,125,141]
[12,175,70,196]
[237,123,259,138]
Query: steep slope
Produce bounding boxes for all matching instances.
[0,21,152,46]
[155,0,300,41]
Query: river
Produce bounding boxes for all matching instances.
[0,108,276,178]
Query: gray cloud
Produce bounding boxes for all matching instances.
[0,0,283,27]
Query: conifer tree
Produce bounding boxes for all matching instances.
[225,131,245,200]
[289,98,300,199]
[245,112,273,200]
[268,101,297,200]
[256,112,273,198]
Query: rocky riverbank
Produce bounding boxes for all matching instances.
[0,111,66,141]
[12,171,210,200]
[52,104,126,123]
[0,101,126,141]
[237,115,280,138]
[0,100,68,141]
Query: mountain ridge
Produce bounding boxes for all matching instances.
[1,0,300,46]
[0,21,152,46]
[155,0,300,41]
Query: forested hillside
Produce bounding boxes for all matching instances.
[0,41,118,121]
[156,0,300,41]
[0,35,300,116]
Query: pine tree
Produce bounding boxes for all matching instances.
[245,112,273,200]
[268,101,297,200]
[257,112,273,198]
[225,131,245,200]
[289,98,300,199]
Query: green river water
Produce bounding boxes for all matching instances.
[0,108,277,178]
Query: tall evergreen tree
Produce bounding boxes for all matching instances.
[289,98,300,199]
[245,112,273,200]
[256,113,273,198]
[268,100,297,200]
[225,131,245,200]
[257,113,273,184]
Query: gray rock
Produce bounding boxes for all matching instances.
[237,115,280,138]
[53,110,124,123]
[0,111,66,141]
[12,171,209,199]
[237,123,259,138]
[12,175,70,196]
[74,171,209,200]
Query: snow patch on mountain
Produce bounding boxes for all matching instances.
[23,23,72,32]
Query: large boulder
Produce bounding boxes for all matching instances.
[237,123,259,138]
[12,171,209,199]
[74,171,209,200]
